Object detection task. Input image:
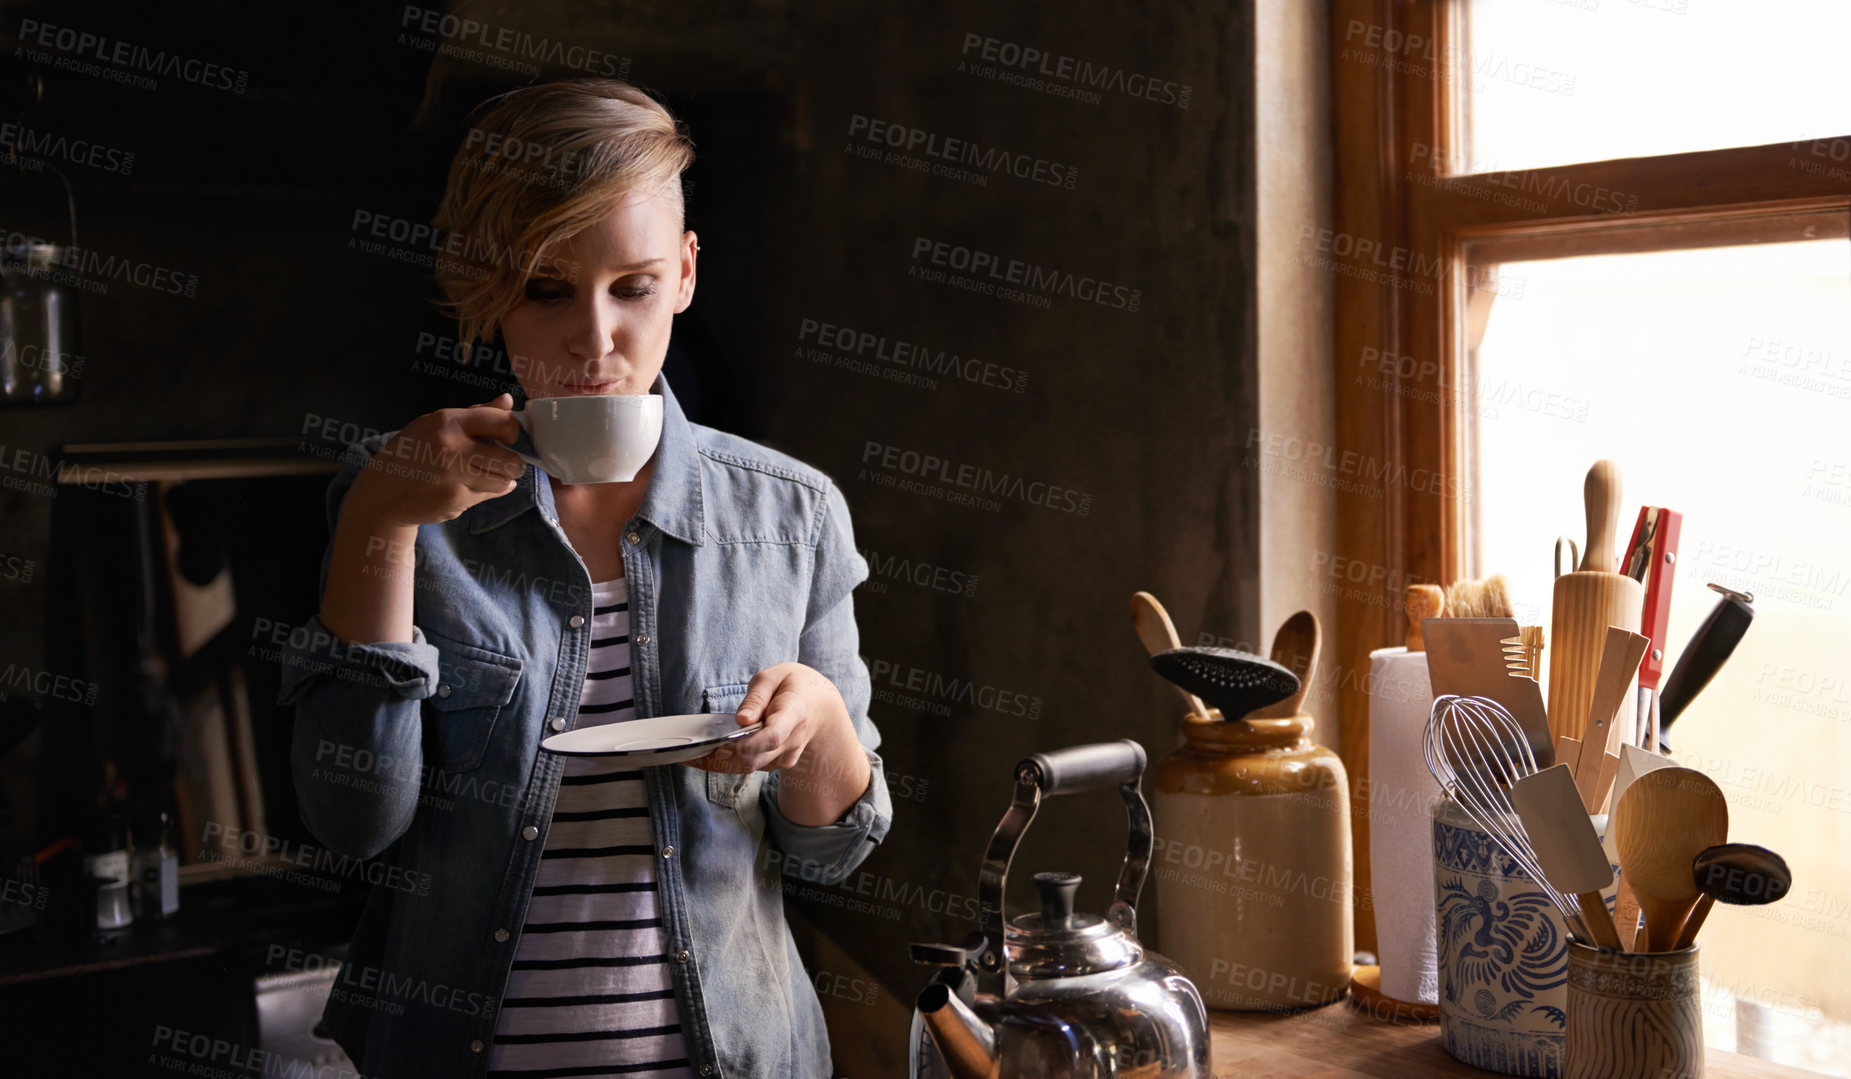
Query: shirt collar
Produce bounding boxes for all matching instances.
[464,371,705,546]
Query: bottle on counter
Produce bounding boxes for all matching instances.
[132,809,179,921]
[85,810,134,933]
[1151,708,1354,1011]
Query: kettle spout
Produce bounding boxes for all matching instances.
[915,983,999,1079]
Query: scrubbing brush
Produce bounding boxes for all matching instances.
[1444,575,1514,619]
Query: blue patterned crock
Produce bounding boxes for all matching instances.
[1432,798,1611,1078]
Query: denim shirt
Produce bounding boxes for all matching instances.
[276,371,892,1079]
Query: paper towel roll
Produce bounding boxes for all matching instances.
[1367,646,1441,1005]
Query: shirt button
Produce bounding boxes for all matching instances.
[636,633,651,645]
[522,826,539,840]
[662,845,675,858]
[436,683,451,698]
[550,717,567,731]
[627,531,642,545]
[675,949,691,963]
[568,614,585,628]
[700,1066,713,1076]
[471,1040,484,1053]
[494,929,509,943]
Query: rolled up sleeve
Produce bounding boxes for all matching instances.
[760,480,892,885]
[278,432,435,861]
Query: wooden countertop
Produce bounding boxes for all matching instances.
[1208,1003,1820,1078]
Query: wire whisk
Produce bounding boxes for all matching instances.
[1423,694,1591,943]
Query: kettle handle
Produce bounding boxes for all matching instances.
[1020,740,1146,797]
[971,739,1153,995]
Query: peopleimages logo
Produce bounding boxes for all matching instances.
[0,121,134,175]
[397,5,630,78]
[859,546,980,600]
[0,222,199,298]
[15,18,251,94]
[797,318,1028,394]
[866,656,1043,720]
[860,440,1092,516]
[957,32,1192,109]
[846,114,1079,189]
[908,236,1142,312]
[348,210,577,282]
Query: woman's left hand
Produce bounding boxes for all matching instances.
[685,662,854,774]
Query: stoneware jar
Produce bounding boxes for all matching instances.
[1564,942,1703,1079]
[1151,710,1353,1011]
[1433,797,1612,1078]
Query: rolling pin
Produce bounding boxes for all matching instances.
[1548,460,1644,742]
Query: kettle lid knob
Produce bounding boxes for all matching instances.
[1032,872,1082,929]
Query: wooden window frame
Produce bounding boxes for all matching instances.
[1329,0,1851,951]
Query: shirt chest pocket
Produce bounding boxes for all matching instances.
[701,682,762,809]
[422,633,524,774]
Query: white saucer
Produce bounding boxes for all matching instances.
[540,712,764,765]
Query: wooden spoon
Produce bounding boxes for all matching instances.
[1131,591,1211,721]
[1603,744,1677,950]
[1250,610,1320,718]
[1673,843,1792,949]
[1613,767,1729,952]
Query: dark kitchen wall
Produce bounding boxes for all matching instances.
[0,0,1258,1069]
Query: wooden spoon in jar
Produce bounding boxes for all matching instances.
[1673,843,1792,949]
[1250,610,1320,718]
[1131,591,1212,722]
[1614,767,1729,952]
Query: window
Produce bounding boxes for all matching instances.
[1463,0,1851,173]
[1332,1,1851,1069]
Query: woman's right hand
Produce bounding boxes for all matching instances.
[345,392,527,529]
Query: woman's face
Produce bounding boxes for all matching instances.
[498,191,696,399]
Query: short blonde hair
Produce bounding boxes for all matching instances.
[432,78,694,355]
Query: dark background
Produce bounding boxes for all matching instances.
[0,1,1260,1072]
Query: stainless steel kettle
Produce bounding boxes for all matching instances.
[907,739,1213,1079]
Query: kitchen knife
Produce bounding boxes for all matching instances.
[1657,583,1755,749]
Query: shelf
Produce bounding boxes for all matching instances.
[0,873,362,987]
[1208,1001,1818,1078]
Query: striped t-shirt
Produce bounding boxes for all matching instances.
[489,576,695,1078]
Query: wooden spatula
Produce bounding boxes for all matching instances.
[1614,767,1729,952]
[1251,610,1320,718]
[1511,763,1623,950]
[1572,626,1650,810]
[1424,617,1554,768]
[1132,592,1210,721]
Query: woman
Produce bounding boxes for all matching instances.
[279,78,891,1079]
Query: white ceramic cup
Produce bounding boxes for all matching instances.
[507,393,663,484]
